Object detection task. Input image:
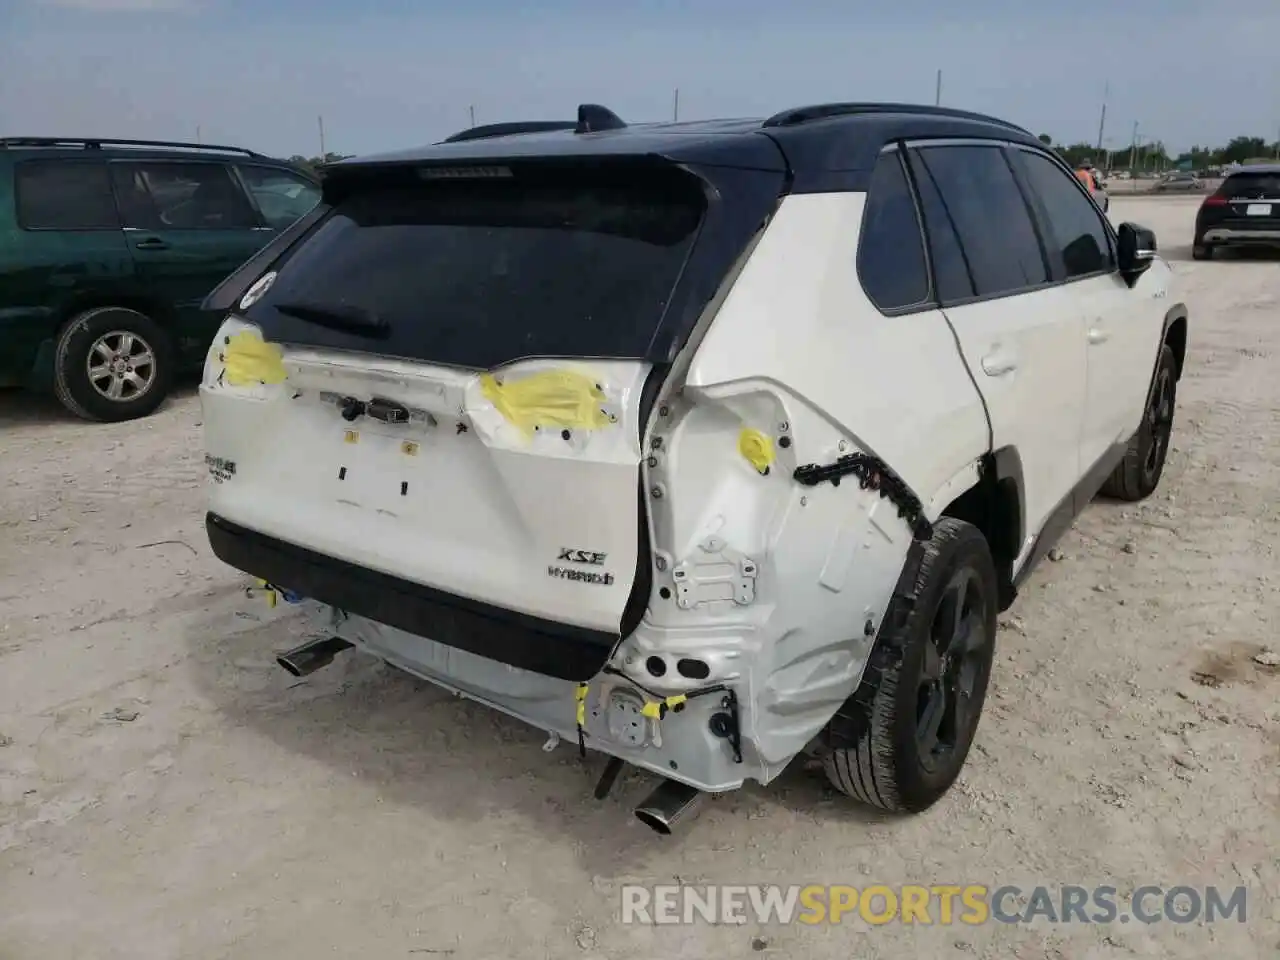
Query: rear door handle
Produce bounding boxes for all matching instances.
[980,348,1018,376]
[1087,325,1110,345]
[133,237,170,251]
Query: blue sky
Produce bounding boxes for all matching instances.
[2,0,1277,160]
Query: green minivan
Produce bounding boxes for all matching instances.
[0,137,321,421]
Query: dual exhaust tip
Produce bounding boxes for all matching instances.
[274,636,705,833]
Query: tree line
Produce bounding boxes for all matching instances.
[1037,134,1279,172]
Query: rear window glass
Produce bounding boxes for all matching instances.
[244,170,705,370]
[1222,173,1280,198]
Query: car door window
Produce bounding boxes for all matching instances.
[110,162,258,230]
[906,152,975,303]
[238,165,322,229]
[913,145,1048,300]
[857,150,930,312]
[1012,150,1114,280]
[15,160,120,230]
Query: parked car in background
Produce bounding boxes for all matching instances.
[1193,163,1280,260]
[0,138,321,421]
[1152,172,1204,193]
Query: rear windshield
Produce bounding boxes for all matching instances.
[1222,173,1280,199]
[243,168,705,370]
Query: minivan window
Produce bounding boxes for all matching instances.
[16,160,120,230]
[1013,150,1114,280]
[857,150,930,311]
[244,171,706,371]
[913,145,1048,299]
[110,162,258,230]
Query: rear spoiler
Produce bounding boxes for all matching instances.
[201,202,330,314]
[441,121,576,143]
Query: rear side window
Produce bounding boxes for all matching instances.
[907,153,975,302]
[857,150,930,311]
[15,160,120,230]
[913,145,1047,299]
[1221,172,1280,199]
[109,161,258,230]
[244,168,705,371]
[1012,150,1114,280]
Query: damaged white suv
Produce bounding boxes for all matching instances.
[200,102,1187,831]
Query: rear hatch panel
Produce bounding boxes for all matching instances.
[201,152,787,681]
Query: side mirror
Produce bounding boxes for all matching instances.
[1116,222,1157,283]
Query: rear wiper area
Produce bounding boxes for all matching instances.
[272,301,390,339]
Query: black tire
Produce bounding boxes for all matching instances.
[823,518,998,813]
[1192,243,1213,261]
[53,307,174,423]
[1099,343,1177,501]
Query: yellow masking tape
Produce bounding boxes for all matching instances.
[641,694,688,720]
[223,330,286,386]
[738,428,775,474]
[479,370,614,437]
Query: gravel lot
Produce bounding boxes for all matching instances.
[1,196,1277,960]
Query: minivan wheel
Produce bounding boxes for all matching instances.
[53,307,174,422]
[823,518,998,814]
[1098,344,1177,501]
[1191,243,1213,261]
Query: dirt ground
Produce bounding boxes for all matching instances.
[1,196,1277,960]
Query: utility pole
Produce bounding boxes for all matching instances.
[1095,81,1108,154]
[195,124,201,144]
[1128,121,1139,172]
[673,88,680,122]
[469,105,476,128]
[934,69,942,106]
[318,115,326,159]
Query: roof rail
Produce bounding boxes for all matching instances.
[441,121,577,144]
[575,104,626,134]
[0,137,265,158]
[762,102,1031,136]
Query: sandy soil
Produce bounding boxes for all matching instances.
[1,197,1277,960]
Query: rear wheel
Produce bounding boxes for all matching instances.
[1099,343,1177,501]
[53,307,174,422]
[1192,242,1213,261]
[823,518,998,813]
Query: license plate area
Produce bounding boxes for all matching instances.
[332,422,429,514]
[1246,203,1272,216]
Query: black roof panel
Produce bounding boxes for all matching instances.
[335,118,784,173]
[332,102,1045,193]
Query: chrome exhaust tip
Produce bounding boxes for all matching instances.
[634,778,704,835]
[276,636,354,678]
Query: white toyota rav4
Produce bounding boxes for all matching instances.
[200,103,1187,833]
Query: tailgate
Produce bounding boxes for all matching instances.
[204,341,653,638]
[199,156,785,678]
[1222,171,1280,224]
